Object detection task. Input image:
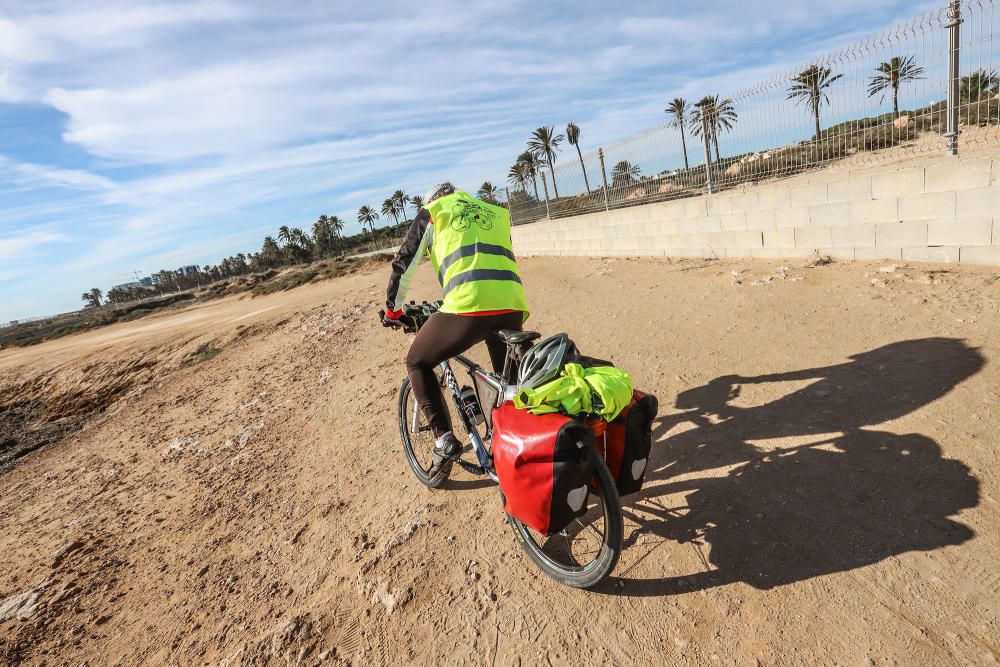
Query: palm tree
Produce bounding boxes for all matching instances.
[277,225,300,263]
[507,163,527,191]
[381,198,400,227]
[313,216,332,256]
[960,69,1000,102]
[261,236,281,266]
[516,151,541,200]
[960,69,1000,125]
[611,160,641,187]
[321,215,344,255]
[787,65,844,140]
[395,198,407,224]
[287,227,311,261]
[477,181,499,202]
[358,205,379,237]
[81,290,100,308]
[328,215,345,238]
[867,56,925,119]
[277,225,292,247]
[409,195,424,216]
[691,95,738,162]
[565,122,591,193]
[665,98,691,170]
[313,214,329,237]
[527,126,564,199]
[391,190,410,222]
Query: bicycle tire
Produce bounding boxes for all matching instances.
[398,378,451,488]
[505,448,623,589]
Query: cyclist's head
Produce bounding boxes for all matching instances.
[423,182,456,204]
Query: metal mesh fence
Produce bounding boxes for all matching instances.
[501,0,1000,226]
[960,0,1000,148]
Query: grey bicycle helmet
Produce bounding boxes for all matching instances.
[423,182,456,204]
[517,333,575,390]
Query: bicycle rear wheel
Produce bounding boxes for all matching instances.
[505,450,623,589]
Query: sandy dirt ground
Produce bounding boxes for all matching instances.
[1,255,998,666]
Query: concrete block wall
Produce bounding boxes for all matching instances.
[511,151,1000,266]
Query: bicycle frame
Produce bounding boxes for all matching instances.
[396,307,624,587]
[425,354,507,482]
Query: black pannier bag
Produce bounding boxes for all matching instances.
[603,391,658,496]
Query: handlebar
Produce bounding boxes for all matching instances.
[379,300,442,333]
[402,300,442,330]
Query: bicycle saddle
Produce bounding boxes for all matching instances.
[497,329,541,345]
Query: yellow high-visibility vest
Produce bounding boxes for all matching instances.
[425,191,529,316]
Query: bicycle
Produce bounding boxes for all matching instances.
[388,301,623,589]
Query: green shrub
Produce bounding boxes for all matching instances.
[960,99,1000,126]
[250,269,319,296]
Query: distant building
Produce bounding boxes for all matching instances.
[2,315,52,329]
[139,276,153,287]
[150,274,161,286]
[111,281,141,291]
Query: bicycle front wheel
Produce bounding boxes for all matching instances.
[398,377,452,488]
[505,449,623,589]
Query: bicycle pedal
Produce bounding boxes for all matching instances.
[455,458,485,476]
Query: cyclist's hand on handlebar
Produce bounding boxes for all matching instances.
[380,308,416,332]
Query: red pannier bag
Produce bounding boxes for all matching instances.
[598,391,658,496]
[492,402,595,535]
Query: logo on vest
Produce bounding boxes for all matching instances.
[451,198,496,232]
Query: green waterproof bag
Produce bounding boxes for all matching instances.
[514,363,633,420]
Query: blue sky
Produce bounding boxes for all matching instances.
[0,0,938,322]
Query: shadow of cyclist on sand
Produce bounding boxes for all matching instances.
[603,338,983,596]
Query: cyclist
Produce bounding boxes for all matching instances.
[382,182,529,477]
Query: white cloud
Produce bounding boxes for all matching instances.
[0,1,245,65]
[0,230,68,263]
[28,0,929,169]
[0,68,27,102]
[0,157,119,193]
[0,17,46,63]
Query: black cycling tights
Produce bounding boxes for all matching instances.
[406,311,523,439]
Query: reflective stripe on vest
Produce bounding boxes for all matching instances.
[442,268,522,297]
[436,242,516,285]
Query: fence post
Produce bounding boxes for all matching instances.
[598,148,610,211]
[541,172,552,219]
[701,115,716,194]
[945,0,962,156]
